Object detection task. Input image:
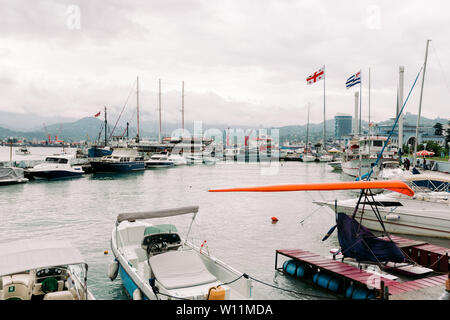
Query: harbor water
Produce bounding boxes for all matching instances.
[0,146,447,300]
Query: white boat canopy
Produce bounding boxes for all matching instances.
[117,205,199,223]
[0,239,86,277]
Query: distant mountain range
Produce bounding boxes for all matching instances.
[0,110,447,143]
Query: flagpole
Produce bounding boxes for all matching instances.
[323,65,326,151]
[368,67,371,155]
[359,69,362,136]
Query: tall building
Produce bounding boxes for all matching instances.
[334,114,352,139]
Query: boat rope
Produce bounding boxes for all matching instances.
[217,274,246,287]
[148,278,190,301]
[299,204,328,225]
[426,252,449,271]
[109,79,137,140]
[246,274,337,300]
[431,42,450,98]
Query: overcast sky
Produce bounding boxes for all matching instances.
[1,0,450,128]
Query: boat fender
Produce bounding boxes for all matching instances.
[345,285,376,300]
[295,264,311,279]
[385,214,400,221]
[108,260,119,281]
[282,260,311,279]
[207,286,226,300]
[282,260,297,276]
[133,288,142,300]
[313,272,342,293]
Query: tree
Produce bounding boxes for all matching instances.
[433,122,443,136]
[446,120,450,146]
[422,140,443,155]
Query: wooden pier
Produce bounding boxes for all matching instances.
[385,235,449,273]
[276,235,449,299]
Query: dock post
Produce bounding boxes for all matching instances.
[274,251,278,271]
[379,281,385,300]
[384,286,390,300]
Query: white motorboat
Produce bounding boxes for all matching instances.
[203,156,220,165]
[0,239,95,300]
[302,154,316,162]
[145,154,174,169]
[315,191,450,239]
[0,167,29,185]
[109,206,253,300]
[328,161,342,171]
[168,153,187,166]
[224,147,240,160]
[27,156,84,180]
[319,154,333,162]
[376,161,404,180]
[15,146,31,155]
[185,154,203,165]
[341,136,398,178]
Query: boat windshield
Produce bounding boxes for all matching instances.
[45,157,68,164]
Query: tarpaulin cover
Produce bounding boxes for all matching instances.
[337,213,405,263]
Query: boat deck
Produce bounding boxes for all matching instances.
[276,248,399,290]
[385,235,449,272]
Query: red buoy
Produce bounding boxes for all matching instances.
[271,217,279,223]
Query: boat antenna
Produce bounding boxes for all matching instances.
[183,211,198,248]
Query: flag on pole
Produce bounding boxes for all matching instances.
[346,71,361,89]
[306,67,325,85]
[94,111,101,117]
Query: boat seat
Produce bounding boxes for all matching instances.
[43,291,75,300]
[137,260,151,279]
[1,274,34,300]
[149,250,217,290]
[33,280,64,295]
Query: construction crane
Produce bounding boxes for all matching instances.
[55,125,63,144]
[43,123,51,144]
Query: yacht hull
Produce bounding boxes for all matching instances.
[318,196,450,239]
[28,170,83,180]
[90,161,145,173]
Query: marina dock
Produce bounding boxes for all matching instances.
[386,235,449,272]
[276,246,447,300]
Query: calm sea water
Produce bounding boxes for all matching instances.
[0,146,444,300]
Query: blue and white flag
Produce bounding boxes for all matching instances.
[346,71,361,89]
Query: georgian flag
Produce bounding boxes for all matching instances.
[346,71,361,89]
[306,67,325,85]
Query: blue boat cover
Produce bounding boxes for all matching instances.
[336,213,405,263]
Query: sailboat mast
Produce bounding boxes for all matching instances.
[182,81,185,131]
[104,106,107,147]
[136,76,140,143]
[159,78,162,143]
[413,39,431,167]
[323,65,326,151]
[306,104,310,154]
[398,66,405,157]
[359,70,362,136]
